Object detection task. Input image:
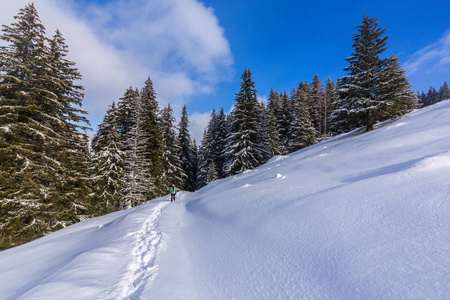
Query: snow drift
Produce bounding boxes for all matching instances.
[1,100,449,299]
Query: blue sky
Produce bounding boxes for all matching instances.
[199,0,450,107]
[1,0,449,141]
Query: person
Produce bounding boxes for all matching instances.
[170,184,177,202]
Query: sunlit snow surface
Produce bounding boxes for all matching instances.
[1,101,450,299]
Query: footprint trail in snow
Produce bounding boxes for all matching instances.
[103,200,170,300]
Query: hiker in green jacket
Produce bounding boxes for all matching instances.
[170,184,177,202]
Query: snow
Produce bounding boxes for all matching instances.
[1,100,450,299]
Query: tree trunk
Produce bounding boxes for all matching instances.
[366,112,374,131]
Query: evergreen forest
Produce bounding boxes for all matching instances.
[1,6,442,249]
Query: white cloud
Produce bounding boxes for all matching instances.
[77,0,233,114]
[257,94,268,105]
[404,30,450,76]
[1,0,233,133]
[190,111,212,143]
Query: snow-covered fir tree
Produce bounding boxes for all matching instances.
[197,109,225,187]
[332,15,416,133]
[138,78,164,199]
[116,87,140,143]
[0,5,56,248]
[378,54,417,118]
[333,15,389,132]
[223,68,269,176]
[207,160,218,183]
[439,82,450,101]
[424,86,439,107]
[91,102,125,214]
[160,104,186,192]
[178,105,196,191]
[189,139,199,190]
[279,91,291,148]
[0,4,91,249]
[257,100,271,161]
[324,78,339,135]
[298,80,312,112]
[205,108,228,179]
[329,76,352,133]
[120,87,152,208]
[311,74,328,136]
[267,89,286,150]
[196,129,210,188]
[267,110,284,156]
[286,87,316,152]
[47,29,92,218]
[214,108,228,178]
[201,109,217,181]
[266,89,285,155]
[115,87,141,208]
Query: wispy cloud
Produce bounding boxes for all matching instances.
[190,111,213,142]
[404,30,450,76]
[75,0,233,111]
[1,0,232,137]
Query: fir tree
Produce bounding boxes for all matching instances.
[206,108,228,179]
[178,105,196,191]
[417,91,425,107]
[121,91,152,208]
[139,78,164,199]
[196,129,210,188]
[267,88,285,148]
[329,77,353,133]
[116,87,140,143]
[160,104,186,192]
[47,29,92,219]
[119,80,164,208]
[0,4,91,249]
[0,5,56,235]
[286,87,316,152]
[439,82,450,101]
[116,87,142,208]
[214,108,228,178]
[203,109,217,176]
[197,109,226,187]
[223,68,269,176]
[324,78,339,135]
[420,86,439,107]
[189,139,199,190]
[298,81,312,112]
[91,102,124,214]
[207,160,218,183]
[336,15,390,131]
[267,110,284,156]
[279,91,291,148]
[257,100,271,161]
[378,54,417,117]
[311,74,326,135]
[332,17,416,133]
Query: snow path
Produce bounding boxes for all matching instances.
[100,200,170,299]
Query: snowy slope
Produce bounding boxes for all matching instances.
[1,101,450,299]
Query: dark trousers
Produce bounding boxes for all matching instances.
[171,193,176,202]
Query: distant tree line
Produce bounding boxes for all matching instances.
[417,82,450,107]
[0,6,425,249]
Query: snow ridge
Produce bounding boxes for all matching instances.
[101,200,169,300]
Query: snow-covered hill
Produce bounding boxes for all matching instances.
[1,101,450,299]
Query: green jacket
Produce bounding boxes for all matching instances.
[170,186,177,194]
